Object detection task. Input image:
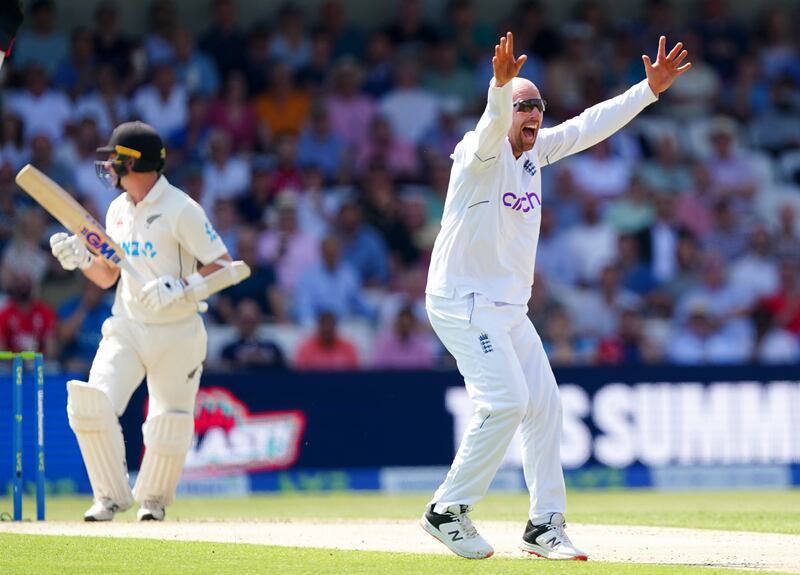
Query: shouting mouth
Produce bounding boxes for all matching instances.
[522,123,539,144]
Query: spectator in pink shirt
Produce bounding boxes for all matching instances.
[208,70,259,152]
[326,59,376,153]
[257,193,319,292]
[354,115,419,178]
[372,306,436,369]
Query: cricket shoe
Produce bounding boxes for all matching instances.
[420,504,494,559]
[84,498,129,522]
[137,500,166,521]
[520,512,588,560]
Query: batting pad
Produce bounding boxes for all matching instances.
[133,411,194,506]
[66,380,134,509]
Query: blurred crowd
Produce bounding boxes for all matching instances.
[1,0,800,371]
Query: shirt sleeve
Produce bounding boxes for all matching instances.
[173,199,228,265]
[452,78,513,172]
[536,79,658,167]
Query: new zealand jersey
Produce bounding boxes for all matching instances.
[105,175,228,324]
[426,78,658,305]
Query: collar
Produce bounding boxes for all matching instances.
[123,175,169,206]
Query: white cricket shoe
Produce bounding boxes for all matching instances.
[84,498,129,522]
[420,504,494,559]
[137,500,166,521]
[520,512,588,560]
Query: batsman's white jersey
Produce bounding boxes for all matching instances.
[105,175,228,323]
[425,79,657,520]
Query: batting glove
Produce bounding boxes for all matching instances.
[50,232,93,271]
[140,275,186,311]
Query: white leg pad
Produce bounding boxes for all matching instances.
[133,411,194,506]
[66,380,134,509]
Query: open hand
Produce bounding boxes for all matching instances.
[492,32,527,87]
[643,36,692,95]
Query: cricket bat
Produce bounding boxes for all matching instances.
[183,260,251,302]
[15,164,147,285]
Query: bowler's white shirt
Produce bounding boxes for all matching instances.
[426,78,658,305]
[105,175,228,324]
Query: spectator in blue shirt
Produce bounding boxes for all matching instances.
[57,281,112,373]
[174,27,220,98]
[221,300,286,371]
[12,0,68,74]
[297,104,346,181]
[335,201,390,286]
[294,235,375,327]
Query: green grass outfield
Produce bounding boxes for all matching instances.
[1,490,799,575]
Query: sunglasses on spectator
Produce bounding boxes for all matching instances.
[513,98,547,113]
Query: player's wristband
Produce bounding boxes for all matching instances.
[181,272,204,289]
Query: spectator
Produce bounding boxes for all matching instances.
[729,225,779,307]
[200,130,251,212]
[210,199,241,259]
[637,135,693,196]
[641,195,679,284]
[57,281,112,373]
[424,39,476,109]
[704,117,757,214]
[296,31,334,91]
[596,306,655,364]
[295,311,359,370]
[1,207,49,289]
[362,31,395,98]
[354,116,419,178]
[377,266,428,329]
[208,70,258,152]
[617,233,657,296]
[297,105,346,181]
[236,157,274,227]
[8,66,72,144]
[663,230,702,300]
[774,203,800,266]
[29,132,74,192]
[662,34,720,119]
[242,21,272,95]
[143,0,177,67]
[568,139,633,200]
[315,0,364,59]
[199,0,247,80]
[441,0,495,68]
[703,198,748,261]
[70,117,111,218]
[420,99,464,166]
[220,300,286,370]
[379,56,440,145]
[750,75,800,156]
[0,113,29,171]
[384,0,438,51]
[566,263,642,339]
[92,1,133,81]
[166,94,212,166]
[761,260,800,336]
[372,305,436,369]
[0,271,56,356]
[214,226,284,323]
[535,209,578,288]
[173,27,220,99]
[52,27,96,99]
[293,235,373,327]
[667,301,751,364]
[270,135,304,196]
[526,272,565,337]
[694,0,748,81]
[254,62,310,138]
[12,0,67,74]
[359,166,419,268]
[132,61,188,137]
[269,3,312,72]
[258,192,319,293]
[74,64,132,138]
[750,303,799,364]
[541,307,595,367]
[335,201,390,286]
[605,176,655,234]
[674,163,715,238]
[327,59,377,154]
[565,195,616,285]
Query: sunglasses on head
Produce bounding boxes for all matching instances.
[513,98,547,113]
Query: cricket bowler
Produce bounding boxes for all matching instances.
[421,33,690,559]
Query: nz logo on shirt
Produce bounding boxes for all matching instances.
[121,240,157,258]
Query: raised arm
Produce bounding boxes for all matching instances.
[537,36,691,166]
[456,32,527,171]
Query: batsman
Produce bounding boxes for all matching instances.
[49,121,232,521]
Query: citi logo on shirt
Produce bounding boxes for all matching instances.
[502,190,541,213]
[121,240,158,258]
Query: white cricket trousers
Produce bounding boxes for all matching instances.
[88,314,207,417]
[426,292,566,522]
